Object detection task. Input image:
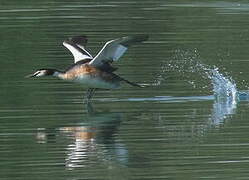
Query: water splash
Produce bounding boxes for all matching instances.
[152,49,240,127]
[154,49,238,101]
[209,68,237,100]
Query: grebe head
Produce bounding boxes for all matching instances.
[26,69,58,78]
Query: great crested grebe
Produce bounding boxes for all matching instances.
[27,35,149,102]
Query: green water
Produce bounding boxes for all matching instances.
[1,1,249,179]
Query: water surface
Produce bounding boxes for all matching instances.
[1,0,249,179]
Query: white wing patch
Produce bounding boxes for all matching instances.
[113,45,127,61]
[63,42,92,63]
[89,39,128,67]
[77,44,93,59]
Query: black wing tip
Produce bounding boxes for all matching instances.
[134,34,149,42]
[127,34,149,41]
[121,34,149,46]
[65,35,88,46]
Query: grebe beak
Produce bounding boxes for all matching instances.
[25,73,36,78]
[25,71,40,78]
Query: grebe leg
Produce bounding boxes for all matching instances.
[84,88,95,103]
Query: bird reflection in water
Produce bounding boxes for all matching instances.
[36,103,128,169]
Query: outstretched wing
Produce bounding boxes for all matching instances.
[89,35,148,67]
[63,35,93,63]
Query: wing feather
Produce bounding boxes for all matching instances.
[89,35,148,67]
[63,36,93,63]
